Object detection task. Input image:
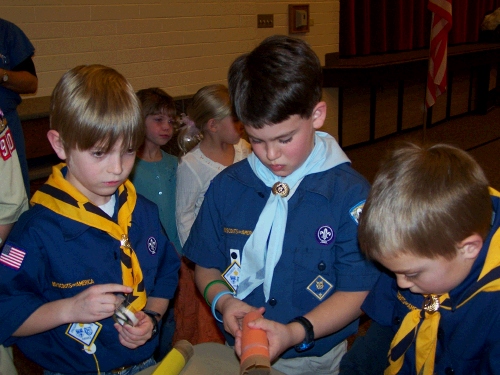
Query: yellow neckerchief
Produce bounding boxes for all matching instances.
[386,188,500,375]
[31,163,147,313]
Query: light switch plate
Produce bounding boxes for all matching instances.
[257,14,274,28]
[288,4,309,34]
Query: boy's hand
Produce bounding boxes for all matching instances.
[218,296,264,337]
[234,314,296,362]
[67,284,133,323]
[114,311,154,349]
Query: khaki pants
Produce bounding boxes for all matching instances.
[272,340,347,375]
[0,345,18,375]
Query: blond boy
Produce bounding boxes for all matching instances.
[0,65,179,374]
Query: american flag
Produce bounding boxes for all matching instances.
[0,244,26,270]
[425,0,453,108]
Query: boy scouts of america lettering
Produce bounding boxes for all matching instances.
[223,228,253,236]
[52,279,95,289]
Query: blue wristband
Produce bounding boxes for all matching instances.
[211,290,235,323]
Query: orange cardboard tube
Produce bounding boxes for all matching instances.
[240,311,270,375]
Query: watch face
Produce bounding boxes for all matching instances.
[2,73,7,82]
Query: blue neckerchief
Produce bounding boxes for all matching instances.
[237,131,350,301]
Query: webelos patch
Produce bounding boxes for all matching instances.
[307,275,333,300]
[316,225,335,245]
[222,249,241,292]
[349,200,365,225]
[66,322,102,354]
[147,237,157,255]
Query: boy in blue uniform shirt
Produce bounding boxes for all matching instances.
[0,65,180,375]
[183,35,380,375]
[340,143,500,375]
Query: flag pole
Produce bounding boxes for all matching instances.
[425,0,452,145]
[423,5,435,145]
[423,103,427,144]
[423,51,431,145]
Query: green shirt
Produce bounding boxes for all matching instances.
[130,150,182,254]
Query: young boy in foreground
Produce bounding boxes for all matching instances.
[183,35,380,375]
[0,65,180,374]
[341,143,500,375]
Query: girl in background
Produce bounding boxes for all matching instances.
[174,84,251,345]
[176,84,251,245]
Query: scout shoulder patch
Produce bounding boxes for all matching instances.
[349,200,365,225]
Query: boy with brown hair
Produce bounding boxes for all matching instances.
[341,143,500,375]
[131,87,182,254]
[183,35,380,375]
[130,87,182,360]
[0,65,180,374]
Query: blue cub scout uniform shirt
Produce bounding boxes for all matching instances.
[362,193,500,374]
[184,159,380,359]
[0,194,180,374]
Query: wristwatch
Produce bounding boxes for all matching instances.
[289,316,315,352]
[1,70,8,84]
[142,309,161,339]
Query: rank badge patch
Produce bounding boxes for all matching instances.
[66,322,102,347]
[307,275,333,301]
[349,200,365,225]
[222,262,240,292]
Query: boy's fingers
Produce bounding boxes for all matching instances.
[89,284,133,294]
[94,284,133,294]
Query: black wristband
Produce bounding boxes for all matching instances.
[142,309,161,340]
[289,316,315,352]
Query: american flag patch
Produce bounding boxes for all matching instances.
[0,244,26,270]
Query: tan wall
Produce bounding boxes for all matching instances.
[2,1,340,136]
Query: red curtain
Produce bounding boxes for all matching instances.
[340,0,500,57]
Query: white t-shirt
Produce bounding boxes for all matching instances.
[175,138,251,246]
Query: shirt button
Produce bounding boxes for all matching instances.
[159,191,163,195]
[318,261,326,271]
[393,317,401,325]
[445,367,454,375]
[268,298,277,306]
